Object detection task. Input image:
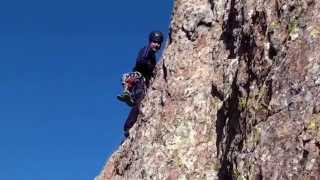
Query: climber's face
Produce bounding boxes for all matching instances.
[149,41,161,52]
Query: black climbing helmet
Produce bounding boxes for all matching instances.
[149,31,163,43]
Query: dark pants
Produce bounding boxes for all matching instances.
[123,106,139,137]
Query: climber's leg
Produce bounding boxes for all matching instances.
[123,105,139,137]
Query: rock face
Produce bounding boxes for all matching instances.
[97,0,320,179]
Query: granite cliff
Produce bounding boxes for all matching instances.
[97,0,320,179]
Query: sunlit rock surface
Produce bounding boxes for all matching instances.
[97,0,320,179]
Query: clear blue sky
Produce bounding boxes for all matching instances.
[0,1,172,179]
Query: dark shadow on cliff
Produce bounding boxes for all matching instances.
[220,0,243,59]
[216,72,242,180]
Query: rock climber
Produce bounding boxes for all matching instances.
[117,31,163,138]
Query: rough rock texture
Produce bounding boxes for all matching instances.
[97,0,320,179]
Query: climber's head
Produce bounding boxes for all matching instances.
[149,31,163,43]
[149,31,163,51]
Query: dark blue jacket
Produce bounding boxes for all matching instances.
[133,46,156,84]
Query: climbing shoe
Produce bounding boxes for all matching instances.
[124,130,129,138]
[117,92,129,101]
[117,92,135,107]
